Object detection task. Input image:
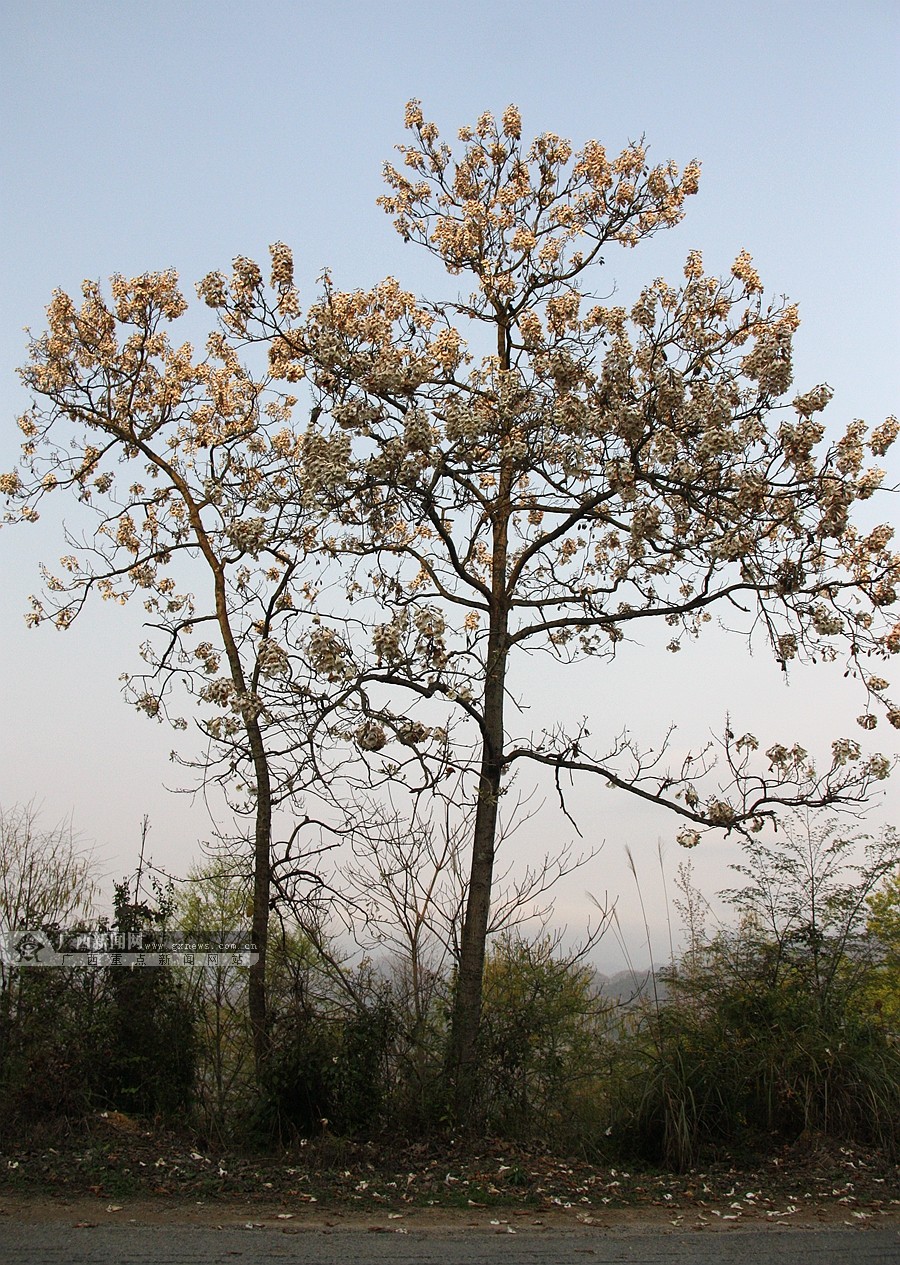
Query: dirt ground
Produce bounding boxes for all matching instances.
[3,1193,899,1234]
[2,1113,898,1232]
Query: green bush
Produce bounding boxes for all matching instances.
[250,930,398,1143]
[477,933,611,1145]
[253,998,396,1142]
[605,817,900,1167]
[93,880,197,1118]
[0,963,106,1128]
[1,878,197,1134]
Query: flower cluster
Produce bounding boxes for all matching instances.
[372,618,405,663]
[355,720,387,751]
[379,102,702,297]
[257,638,290,678]
[227,516,267,556]
[307,626,353,681]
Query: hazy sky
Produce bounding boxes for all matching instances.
[1,0,898,967]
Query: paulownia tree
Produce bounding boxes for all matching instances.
[196,102,900,1115]
[6,103,899,1117]
[2,266,334,1067]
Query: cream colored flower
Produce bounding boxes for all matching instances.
[501,104,522,140]
[731,249,762,293]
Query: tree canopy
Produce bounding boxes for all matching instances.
[5,101,898,1114]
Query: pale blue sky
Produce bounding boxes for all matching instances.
[1,0,898,964]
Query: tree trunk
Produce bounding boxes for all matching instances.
[447,504,510,1121]
[139,449,275,1075]
[247,716,272,1073]
[447,684,504,1120]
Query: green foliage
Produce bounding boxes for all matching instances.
[1,866,196,1132]
[255,993,396,1142]
[173,857,254,1140]
[247,927,398,1143]
[1,944,196,1131]
[866,866,900,1029]
[477,934,611,1144]
[5,797,898,1166]
[0,805,101,1130]
[869,867,900,945]
[97,879,197,1117]
[0,959,107,1127]
[607,816,900,1168]
[258,998,396,1142]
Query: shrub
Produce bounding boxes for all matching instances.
[606,816,900,1167]
[477,933,611,1145]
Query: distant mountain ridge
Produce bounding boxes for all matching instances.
[592,968,671,1004]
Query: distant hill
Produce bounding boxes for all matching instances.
[592,968,670,1005]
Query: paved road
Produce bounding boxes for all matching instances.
[1,1224,898,1264]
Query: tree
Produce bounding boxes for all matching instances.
[479,932,611,1142]
[176,855,255,1137]
[6,103,899,1121]
[721,813,900,1012]
[2,267,335,1069]
[98,874,197,1117]
[336,794,600,1126]
[196,101,899,1116]
[201,101,896,1118]
[0,801,95,941]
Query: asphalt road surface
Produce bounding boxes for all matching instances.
[2,1224,899,1264]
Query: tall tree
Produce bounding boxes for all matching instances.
[201,102,899,1115]
[3,264,329,1067]
[8,105,899,1118]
